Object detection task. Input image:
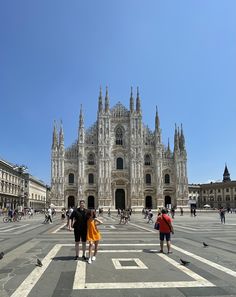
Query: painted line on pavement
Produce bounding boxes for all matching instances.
[58,231,148,235]
[72,248,214,290]
[112,258,148,269]
[78,281,214,289]
[0,224,29,232]
[128,222,156,233]
[0,239,38,267]
[100,250,143,252]
[10,244,61,297]
[73,253,86,289]
[51,223,67,234]
[0,225,19,230]
[158,253,213,285]
[173,224,196,231]
[62,243,157,246]
[172,244,236,278]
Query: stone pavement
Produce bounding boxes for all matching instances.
[1,211,236,297]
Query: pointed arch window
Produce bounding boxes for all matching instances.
[68,173,74,184]
[88,173,94,184]
[144,154,151,166]
[88,153,95,165]
[146,174,151,184]
[115,127,123,145]
[164,174,170,184]
[117,157,123,170]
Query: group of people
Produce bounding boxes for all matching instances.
[67,201,174,259]
[68,200,102,264]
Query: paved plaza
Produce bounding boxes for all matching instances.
[0,211,236,297]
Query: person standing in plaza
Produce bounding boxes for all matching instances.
[47,206,52,223]
[219,207,226,224]
[69,200,88,260]
[86,209,102,264]
[156,208,174,254]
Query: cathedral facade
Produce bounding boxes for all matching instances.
[51,88,189,210]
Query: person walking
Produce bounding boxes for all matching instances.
[219,207,226,224]
[69,200,88,260]
[86,209,102,264]
[170,207,175,219]
[47,206,53,223]
[156,208,174,254]
[147,209,154,223]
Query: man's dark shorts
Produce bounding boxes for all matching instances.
[74,228,87,242]
[159,232,171,241]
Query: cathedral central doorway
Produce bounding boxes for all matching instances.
[68,196,75,208]
[88,196,95,209]
[165,196,171,208]
[145,196,152,209]
[115,189,125,209]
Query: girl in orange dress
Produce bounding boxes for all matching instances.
[86,209,103,264]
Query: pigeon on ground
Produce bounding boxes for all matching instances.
[203,242,209,247]
[36,258,43,267]
[180,259,190,266]
[0,252,4,260]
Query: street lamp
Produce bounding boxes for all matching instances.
[13,165,28,209]
[78,185,82,206]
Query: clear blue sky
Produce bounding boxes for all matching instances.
[0,0,235,185]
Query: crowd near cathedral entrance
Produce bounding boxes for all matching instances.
[51,87,189,210]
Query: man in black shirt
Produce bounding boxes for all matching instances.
[68,200,87,260]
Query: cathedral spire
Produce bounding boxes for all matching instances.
[105,86,110,112]
[166,137,171,157]
[174,124,179,152]
[98,86,103,113]
[59,120,64,147]
[130,86,134,113]
[136,86,141,113]
[155,106,161,144]
[79,104,84,128]
[155,106,160,130]
[180,123,185,151]
[167,138,170,152]
[78,104,85,143]
[52,120,58,149]
[223,164,231,182]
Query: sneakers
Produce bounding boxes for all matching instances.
[74,256,79,260]
[82,255,87,261]
[92,256,96,261]
[88,258,92,264]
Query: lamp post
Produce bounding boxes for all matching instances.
[78,185,82,205]
[13,165,28,210]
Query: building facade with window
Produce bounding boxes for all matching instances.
[24,174,48,210]
[0,158,50,210]
[0,159,26,209]
[196,166,236,209]
[188,184,201,208]
[51,87,189,210]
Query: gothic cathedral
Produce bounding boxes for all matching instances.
[51,87,189,210]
